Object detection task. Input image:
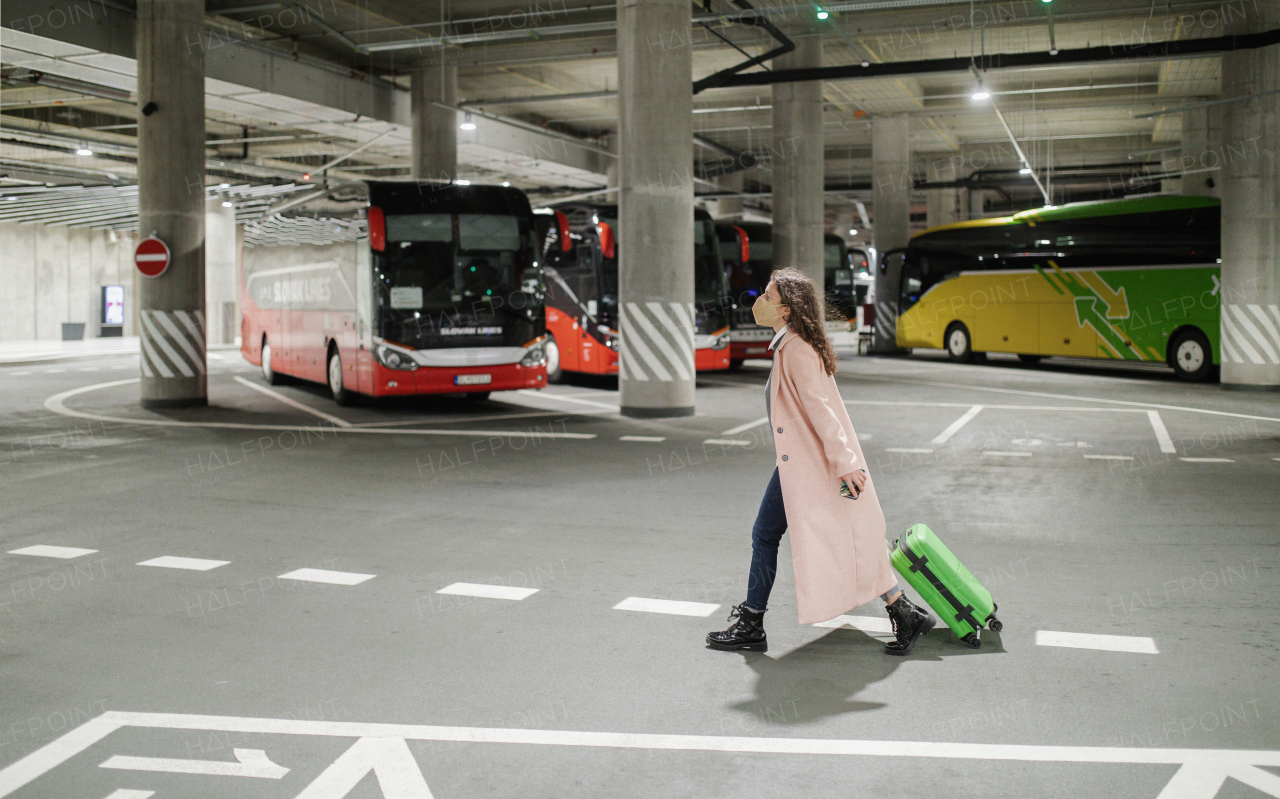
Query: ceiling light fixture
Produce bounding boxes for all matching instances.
[1020,167,1032,175]
[460,113,477,131]
[221,200,233,207]
[972,86,991,101]
[849,229,858,235]
[816,8,829,19]
[501,181,511,187]
[455,179,471,186]
[75,147,93,156]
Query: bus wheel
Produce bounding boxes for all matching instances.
[327,348,355,406]
[1017,354,1043,364]
[1170,328,1213,382]
[261,338,284,385]
[728,359,744,370]
[466,391,491,401]
[545,335,563,383]
[946,323,977,364]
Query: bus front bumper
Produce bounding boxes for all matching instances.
[372,361,546,396]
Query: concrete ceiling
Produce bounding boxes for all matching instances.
[0,0,1251,227]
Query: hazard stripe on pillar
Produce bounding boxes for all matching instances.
[1220,304,1280,364]
[140,310,206,378]
[619,301,695,382]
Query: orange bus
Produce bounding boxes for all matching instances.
[534,204,730,381]
[241,181,548,404]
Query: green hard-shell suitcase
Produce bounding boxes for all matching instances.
[890,523,1002,648]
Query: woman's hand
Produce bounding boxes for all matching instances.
[841,468,868,497]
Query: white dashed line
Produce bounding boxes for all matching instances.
[8,545,99,559]
[613,597,720,617]
[620,435,667,442]
[102,790,155,799]
[10,371,30,376]
[1146,410,1177,454]
[80,367,99,372]
[813,614,893,634]
[1084,454,1134,461]
[931,405,984,445]
[1035,630,1159,654]
[137,556,229,571]
[278,568,375,586]
[704,439,753,447]
[886,447,933,454]
[983,451,1033,457]
[436,582,538,600]
[1179,457,1235,463]
[44,369,65,374]
[516,389,619,410]
[233,376,353,428]
[720,416,769,436]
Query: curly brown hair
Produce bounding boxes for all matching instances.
[771,267,838,375]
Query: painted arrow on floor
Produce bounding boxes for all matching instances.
[100,748,288,779]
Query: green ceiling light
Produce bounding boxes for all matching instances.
[816,7,829,19]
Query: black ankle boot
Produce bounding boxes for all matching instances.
[706,603,767,652]
[884,595,935,656]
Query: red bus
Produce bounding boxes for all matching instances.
[716,220,774,368]
[533,204,730,381]
[241,181,548,404]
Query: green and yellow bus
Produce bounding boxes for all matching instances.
[889,195,1221,381]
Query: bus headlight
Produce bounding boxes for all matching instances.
[374,343,419,371]
[520,343,546,367]
[711,333,730,350]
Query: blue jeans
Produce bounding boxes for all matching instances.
[743,467,900,613]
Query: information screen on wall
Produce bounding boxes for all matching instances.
[102,285,124,325]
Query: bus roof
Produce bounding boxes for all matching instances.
[912,195,1221,240]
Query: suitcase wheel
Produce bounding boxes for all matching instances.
[988,616,1003,633]
[963,632,982,649]
[992,602,998,612]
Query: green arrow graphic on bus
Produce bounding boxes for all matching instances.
[1075,296,1139,359]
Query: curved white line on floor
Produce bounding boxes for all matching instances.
[44,379,596,439]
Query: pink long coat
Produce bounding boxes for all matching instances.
[769,331,898,625]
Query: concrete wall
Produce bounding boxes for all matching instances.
[0,221,137,340]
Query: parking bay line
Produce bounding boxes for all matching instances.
[137,556,229,571]
[516,389,619,411]
[277,568,375,586]
[8,709,1280,799]
[721,416,769,436]
[1035,630,1159,654]
[1179,457,1235,463]
[1084,454,1134,461]
[436,582,538,601]
[930,405,984,445]
[620,435,666,442]
[704,438,753,447]
[1146,410,1177,454]
[232,376,352,428]
[983,451,1033,457]
[8,545,98,559]
[613,597,720,617]
[886,447,934,454]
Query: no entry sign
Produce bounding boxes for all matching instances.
[135,236,171,278]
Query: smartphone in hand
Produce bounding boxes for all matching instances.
[840,480,859,500]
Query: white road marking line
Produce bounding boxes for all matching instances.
[931,404,984,444]
[137,556,229,571]
[613,597,720,617]
[102,790,155,798]
[9,371,31,376]
[80,367,99,372]
[110,365,130,370]
[620,435,666,442]
[1035,630,1159,654]
[278,568,375,586]
[983,451,1033,457]
[46,380,597,438]
[703,438,753,447]
[1146,410,1177,454]
[293,735,431,798]
[1179,457,1235,463]
[233,376,352,428]
[516,389,619,410]
[813,614,893,634]
[436,582,538,601]
[1274,458,1280,462]
[100,749,288,779]
[44,369,65,373]
[1083,454,1134,461]
[886,447,934,454]
[354,410,580,428]
[721,416,769,436]
[8,545,98,559]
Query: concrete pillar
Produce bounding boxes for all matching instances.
[969,189,990,220]
[411,65,458,182]
[616,0,695,417]
[1181,106,1222,198]
[136,0,206,407]
[714,171,744,219]
[1218,3,1280,388]
[205,198,237,346]
[869,114,911,353]
[926,160,959,229]
[604,134,620,203]
[770,35,824,291]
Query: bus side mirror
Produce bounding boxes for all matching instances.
[369,206,386,252]
[597,221,615,259]
[554,210,572,252]
[733,225,749,262]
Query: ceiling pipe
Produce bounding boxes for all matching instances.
[692,0,795,95]
[707,28,1280,86]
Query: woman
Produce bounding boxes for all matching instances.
[706,267,935,656]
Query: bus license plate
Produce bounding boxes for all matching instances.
[455,374,492,386]
[745,347,767,354]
